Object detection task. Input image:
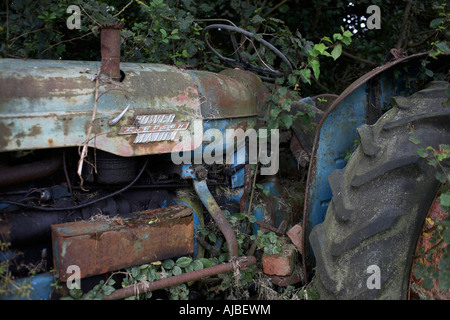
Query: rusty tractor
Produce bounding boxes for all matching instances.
[0,23,448,300]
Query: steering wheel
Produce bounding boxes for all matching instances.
[202,24,293,82]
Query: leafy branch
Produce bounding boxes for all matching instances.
[261,27,352,131]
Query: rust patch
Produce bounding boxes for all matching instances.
[0,122,12,149]
[191,70,259,119]
[0,76,92,99]
[29,124,42,136]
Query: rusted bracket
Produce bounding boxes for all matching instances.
[193,179,239,259]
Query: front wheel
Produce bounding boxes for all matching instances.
[309,81,450,299]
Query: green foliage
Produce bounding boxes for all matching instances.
[427,2,450,58]
[0,240,33,299]
[416,144,450,212]
[409,128,450,295]
[419,1,450,88]
[259,27,352,131]
[65,256,205,300]
[344,137,361,161]
[251,230,284,255]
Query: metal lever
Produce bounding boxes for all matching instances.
[108,104,130,126]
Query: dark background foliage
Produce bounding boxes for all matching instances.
[0,0,447,96]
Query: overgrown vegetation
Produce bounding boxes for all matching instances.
[61,186,310,300]
[409,135,450,298]
[0,0,448,300]
[407,4,449,298]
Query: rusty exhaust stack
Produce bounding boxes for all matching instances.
[100,22,124,81]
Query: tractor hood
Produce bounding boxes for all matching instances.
[0,58,264,156]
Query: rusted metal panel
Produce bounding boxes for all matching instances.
[51,205,193,281]
[0,60,265,157]
[189,69,262,119]
[0,58,203,156]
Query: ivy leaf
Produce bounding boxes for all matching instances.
[176,256,192,268]
[181,49,189,58]
[233,212,247,220]
[281,98,292,111]
[409,136,420,145]
[288,74,297,86]
[270,108,282,118]
[310,59,320,80]
[251,14,265,24]
[342,30,353,38]
[172,266,183,276]
[277,86,288,98]
[435,171,447,183]
[299,68,311,84]
[435,42,450,54]
[278,113,293,129]
[430,18,445,28]
[192,260,204,271]
[199,258,213,268]
[331,43,342,61]
[248,215,257,223]
[417,148,428,158]
[440,192,450,207]
[333,33,343,41]
[131,266,139,278]
[208,232,217,243]
[313,43,327,54]
[163,259,175,270]
[321,36,332,43]
[425,68,434,77]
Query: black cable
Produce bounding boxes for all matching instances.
[0,158,149,212]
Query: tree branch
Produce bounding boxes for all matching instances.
[396,0,414,49]
[262,0,288,18]
[39,31,94,55]
[342,50,378,66]
[113,0,135,18]
[77,70,100,189]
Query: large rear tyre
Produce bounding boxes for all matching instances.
[309,81,450,299]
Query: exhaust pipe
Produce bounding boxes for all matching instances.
[100,22,124,81]
[0,155,62,187]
